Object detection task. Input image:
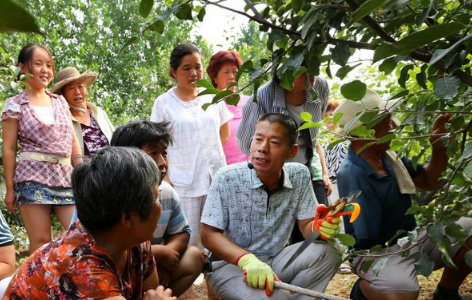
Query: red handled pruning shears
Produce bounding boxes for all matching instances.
[282,191,362,271]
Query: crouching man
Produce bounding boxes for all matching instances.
[201,113,341,299]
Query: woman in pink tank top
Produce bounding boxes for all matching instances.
[207,50,249,164]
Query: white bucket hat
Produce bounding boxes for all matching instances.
[334,89,402,137]
[50,67,97,95]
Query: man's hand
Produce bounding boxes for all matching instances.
[430,113,451,149]
[237,253,278,296]
[143,285,177,300]
[312,205,342,240]
[153,245,181,271]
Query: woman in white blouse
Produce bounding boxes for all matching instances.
[151,43,232,248]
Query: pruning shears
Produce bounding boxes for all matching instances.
[281,191,362,271]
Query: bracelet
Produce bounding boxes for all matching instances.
[71,154,84,166]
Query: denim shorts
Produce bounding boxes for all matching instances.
[15,181,74,206]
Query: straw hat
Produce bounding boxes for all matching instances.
[333,89,402,136]
[50,67,97,95]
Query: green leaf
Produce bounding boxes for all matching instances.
[225,93,240,106]
[349,0,398,25]
[350,126,375,138]
[370,245,383,252]
[298,122,321,131]
[336,234,356,247]
[326,60,333,79]
[374,23,467,62]
[335,63,361,80]
[197,6,206,22]
[333,112,343,125]
[372,257,388,277]
[198,88,219,96]
[236,61,253,82]
[340,80,367,101]
[360,259,374,273]
[427,223,445,243]
[327,138,346,150]
[415,0,433,26]
[202,103,211,111]
[416,71,428,89]
[146,19,164,33]
[379,58,397,75]
[460,142,472,162]
[119,37,138,54]
[175,3,193,20]
[196,79,214,89]
[430,34,472,65]
[462,160,472,182]
[331,44,351,67]
[286,52,305,69]
[433,76,461,99]
[139,0,154,18]
[292,0,303,12]
[300,112,313,122]
[445,223,469,240]
[213,90,233,102]
[356,141,376,154]
[465,250,472,268]
[415,251,434,277]
[375,133,396,145]
[0,0,41,34]
[399,65,414,89]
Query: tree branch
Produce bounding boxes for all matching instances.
[203,0,301,38]
[242,0,265,23]
[326,35,376,50]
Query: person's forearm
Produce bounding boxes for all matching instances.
[3,148,16,191]
[315,144,329,177]
[165,233,189,255]
[201,224,247,264]
[0,262,14,280]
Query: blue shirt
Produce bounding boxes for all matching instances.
[337,147,422,250]
[201,162,317,261]
[152,181,191,244]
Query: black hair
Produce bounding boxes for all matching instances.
[72,147,160,232]
[169,43,201,78]
[17,44,55,80]
[110,120,172,148]
[257,113,299,146]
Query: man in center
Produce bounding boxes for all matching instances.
[201,113,341,299]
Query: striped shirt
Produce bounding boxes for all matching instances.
[0,211,13,247]
[236,78,330,155]
[152,181,191,244]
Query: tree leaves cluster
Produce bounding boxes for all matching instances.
[130,0,472,275]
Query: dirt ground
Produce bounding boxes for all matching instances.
[190,271,472,299]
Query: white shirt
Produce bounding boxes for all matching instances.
[151,88,233,197]
[30,105,55,125]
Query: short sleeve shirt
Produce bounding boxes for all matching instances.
[1,91,74,187]
[0,211,13,247]
[201,162,317,261]
[4,222,156,300]
[152,181,191,244]
[236,78,330,156]
[336,147,422,250]
[150,88,233,197]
